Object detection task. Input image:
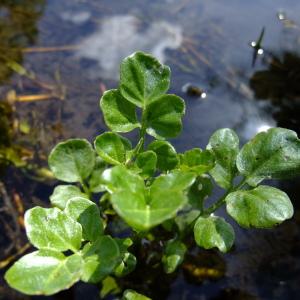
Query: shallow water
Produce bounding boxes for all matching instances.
[1,0,300,299]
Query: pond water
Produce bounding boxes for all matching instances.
[1,0,300,299]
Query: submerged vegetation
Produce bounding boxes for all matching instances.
[3,52,300,299]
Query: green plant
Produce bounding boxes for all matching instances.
[4,52,300,298]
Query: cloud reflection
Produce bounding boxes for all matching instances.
[76,15,182,80]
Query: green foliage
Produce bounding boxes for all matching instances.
[194,216,235,253]
[5,51,300,298]
[225,186,293,228]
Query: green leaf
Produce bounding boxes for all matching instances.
[187,175,213,209]
[100,276,121,298]
[106,166,195,230]
[225,185,294,228]
[65,197,103,242]
[180,148,215,175]
[120,51,170,108]
[100,89,140,132]
[148,140,179,171]
[207,128,239,189]
[94,132,131,165]
[194,216,235,253]
[5,250,82,295]
[48,139,95,183]
[81,236,120,283]
[50,185,88,210]
[136,151,157,177]
[145,95,185,139]
[123,290,152,300]
[162,240,187,273]
[175,209,200,233]
[114,238,136,277]
[236,128,300,186]
[88,157,107,193]
[25,207,82,252]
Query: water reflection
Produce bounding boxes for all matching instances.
[250,51,300,135]
[76,15,182,79]
[0,0,45,82]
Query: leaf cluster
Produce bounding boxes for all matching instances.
[5,52,300,299]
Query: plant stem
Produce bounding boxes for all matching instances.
[81,181,91,198]
[202,178,247,216]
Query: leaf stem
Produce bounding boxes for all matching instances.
[81,181,91,198]
[202,178,247,216]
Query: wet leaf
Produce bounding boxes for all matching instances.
[48,139,95,183]
[187,175,213,209]
[81,236,120,283]
[65,197,103,242]
[148,140,178,171]
[146,95,185,139]
[5,250,82,295]
[123,289,151,300]
[50,185,88,210]
[100,276,121,298]
[194,216,235,253]
[162,239,187,273]
[136,150,157,178]
[100,89,140,132]
[236,128,300,186]
[207,128,239,189]
[25,207,82,252]
[106,166,195,230]
[120,51,170,108]
[180,148,215,175]
[94,132,131,165]
[226,185,294,228]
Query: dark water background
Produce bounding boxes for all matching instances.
[1,0,300,299]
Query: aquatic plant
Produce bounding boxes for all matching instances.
[4,52,300,299]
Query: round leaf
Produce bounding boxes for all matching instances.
[109,167,195,230]
[65,197,103,242]
[236,128,300,186]
[180,148,215,175]
[162,240,187,273]
[136,150,157,177]
[207,128,239,189]
[25,207,82,252]
[194,216,235,253]
[100,89,140,132]
[123,290,151,300]
[88,157,107,193]
[5,250,82,295]
[48,139,95,183]
[146,95,185,139]
[50,185,88,210]
[81,236,120,283]
[225,185,294,228]
[120,51,170,108]
[94,132,131,165]
[148,140,179,171]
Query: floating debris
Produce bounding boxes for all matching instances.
[182,83,207,98]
